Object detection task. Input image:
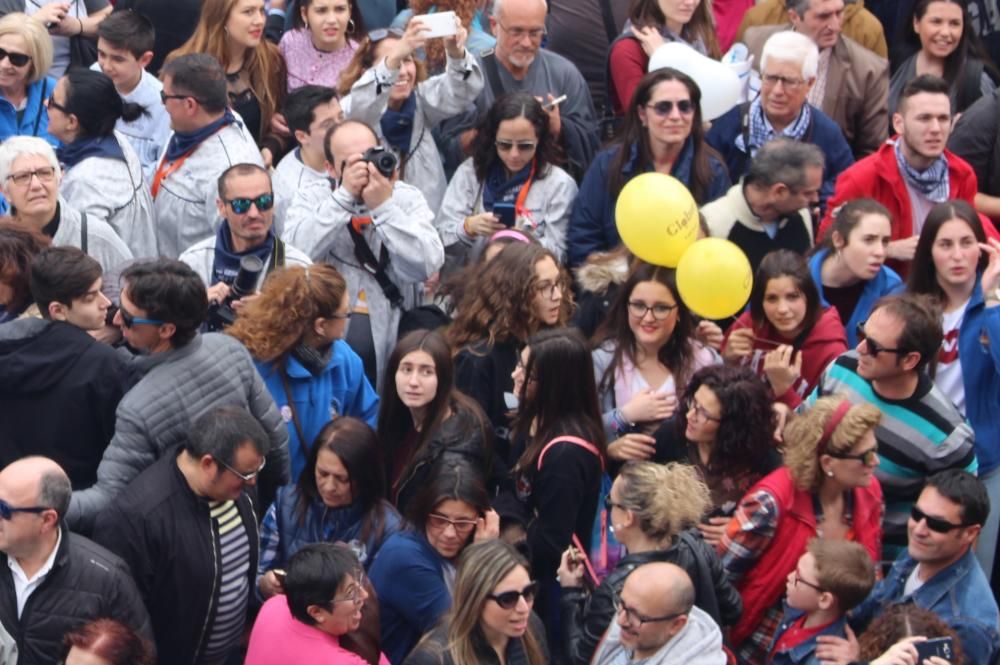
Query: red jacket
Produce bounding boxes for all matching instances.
[818,141,999,276]
[722,307,848,409]
[728,467,883,648]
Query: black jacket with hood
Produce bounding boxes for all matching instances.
[0,319,132,489]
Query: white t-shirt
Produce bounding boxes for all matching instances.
[7,529,60,618]
[936,299,968,415]
[903,564,926,597]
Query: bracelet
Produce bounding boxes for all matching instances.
[612,408,634,434]
[77,17,83,36]
[462,216,473,236]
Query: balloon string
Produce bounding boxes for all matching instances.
[732,324,785,348]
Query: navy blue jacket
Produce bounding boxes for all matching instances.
[566,141,730,266]
[705,103,854,216]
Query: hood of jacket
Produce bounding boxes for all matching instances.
[0,319,98,393]
[574,250,631,294]
[594,605,726,665]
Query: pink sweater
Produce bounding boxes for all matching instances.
[245,595,391,665]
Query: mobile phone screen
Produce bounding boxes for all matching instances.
[493,202,516,228]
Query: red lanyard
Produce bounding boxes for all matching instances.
[513,160,536,216]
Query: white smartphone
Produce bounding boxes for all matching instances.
[412,10,458,38]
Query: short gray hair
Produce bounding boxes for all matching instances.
[761,30,819,80]
[0,136,60,187]
[491,0,548,21]
[746,138,825,190]
[787,0,814,17]
[38,470,71,518]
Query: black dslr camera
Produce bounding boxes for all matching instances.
[361,146,398,178]
[206,255,264,331]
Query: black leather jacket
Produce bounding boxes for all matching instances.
[560,529,743,665]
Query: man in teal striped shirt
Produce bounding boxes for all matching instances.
[806,294,977,557]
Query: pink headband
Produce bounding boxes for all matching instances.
[818,400,853,456]
[489,229,531,244]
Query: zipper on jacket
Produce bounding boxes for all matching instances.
[193,511,220,665]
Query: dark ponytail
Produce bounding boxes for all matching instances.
[63,69,149,138]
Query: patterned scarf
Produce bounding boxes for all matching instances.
[894,138,950,203]
[735,97,812,156]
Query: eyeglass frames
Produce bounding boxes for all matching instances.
[118,303,165,328]
[614,594,686,627]
[225,193,275,214]
[645,100,694,117]
[911,505,968,534]
[213,456,267,482]
[0,498,49,520]
[488,581,539,609]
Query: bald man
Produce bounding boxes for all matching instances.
[0,457,150,665]
[592,562,726,665]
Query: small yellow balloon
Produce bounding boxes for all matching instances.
[676,238,753,319]
[615,173,699,268]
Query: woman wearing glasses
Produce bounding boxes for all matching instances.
[44,69,155,258]
[436,92,575,271]
[377,329,493,513]
[228,265,379,482]
[0,14,57,146]
[0,136,132,282]
[592,261,719,461]
[404,539,548,665]
[652,365,782,546]
[368,462,499,664]
[247,542,390,665]
[256,417,402,600]
[340,19,482,213]
[567,68,729,266]
[907,199,1000,580]
[557,461,740,665]
[723,250,848,408]
[718,396,884,664]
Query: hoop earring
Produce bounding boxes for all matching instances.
[347,18,356,34]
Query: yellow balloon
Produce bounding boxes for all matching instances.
[615,173,699,268]
[676,239,753,319]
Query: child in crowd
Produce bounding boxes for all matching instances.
[768,539,876,665]
[92,10,172,183]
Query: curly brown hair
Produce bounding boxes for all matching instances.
[446,242,572,351]
[858,604,965,664]
[783,396,881,492]
[0,220,51,313]
[227,265,346,361]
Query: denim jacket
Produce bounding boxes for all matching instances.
[769,606,849,665]
[851,548,1000,664]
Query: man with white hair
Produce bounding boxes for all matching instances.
[742,0,889,158]
[706,30,854,216]
[438,0,598,179]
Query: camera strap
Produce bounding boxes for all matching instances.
[347,223,405,309]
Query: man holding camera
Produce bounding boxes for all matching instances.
[284,119,444,390]
[179,163,311,318]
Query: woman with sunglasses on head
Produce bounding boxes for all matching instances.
[44,69,155,258]
[279,0,365,91]
[809,198,902,348]
[228,265,379,482]
[557,461,741,665]
[436,92,575,272]
[339,18,482,212]
[447,242,571,465]
[718,396,883,664]
[369,462,499,664]
[567,68,729,267]
[0,14,57,146]
[651,365,782,547]
[378,329,493,513]
[906,199,1000,579]
[404,539,548,665]
[504,327,606,633]
[256,416,402,600]
[723,250,848,408]
[166,0,289,165]
[248,542,391,665]
[888,0,999,116]
[592,260,719,461]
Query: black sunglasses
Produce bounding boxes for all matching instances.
[856,322,909,357]
[0,47,31,67]
[911,505,967,534]
[226,193,274,214]
[646,99,695,116]
[488,581,538,610]
[826,447,879,466]
[0,498,49,520]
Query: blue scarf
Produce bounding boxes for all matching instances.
[482,161,533,212]
[736,98,813,156]
[209,220,275,287]
[380,93,417,154]
[894,139,950,203]
[56,134,125,169]
[164,108,236,162]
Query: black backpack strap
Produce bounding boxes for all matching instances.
[346,224,404,309]
[80,212,88,255]
[480,50,505,101]
[958,58,985,113]
[269,237,286,271]
[599,0,618,43]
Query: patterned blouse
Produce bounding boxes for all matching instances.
[278,28,359,92]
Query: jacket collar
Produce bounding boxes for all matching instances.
[134,332,203,372]
[888,546,978,606]
[776,607,849,662]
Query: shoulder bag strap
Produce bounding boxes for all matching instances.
[599,0,619,44]
[80,212,88,255]
[346,224,404,308]
[279,363,312,465]
[537,435,605,471]
[480,51,505,100]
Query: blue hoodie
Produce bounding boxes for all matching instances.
[0,77,58,146]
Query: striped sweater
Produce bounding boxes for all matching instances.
[806,351,977,553]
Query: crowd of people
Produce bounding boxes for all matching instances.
[1,0,1000,664]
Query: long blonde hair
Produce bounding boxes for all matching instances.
[164,0,286,137]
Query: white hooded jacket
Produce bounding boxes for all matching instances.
[591,606,727,665]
